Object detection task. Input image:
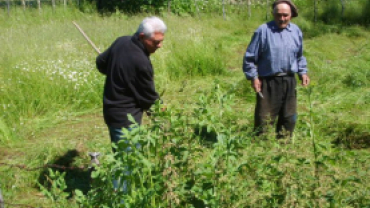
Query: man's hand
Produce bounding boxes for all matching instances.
[300,74,310,86]
[251,78,261,92]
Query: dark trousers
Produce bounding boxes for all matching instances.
[254,75,297,138]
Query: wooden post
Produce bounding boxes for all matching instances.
[37,0,41,12]
[266,0,270,20]
[194,0,200,19]
[314,0,317,23]
[167,0,171,14]
[248,0,251,18]
[22,0,26,11]
[64,0,67,8]
[52,0,56,11]
[222,0,226,20]
[6,0,10,16]
[340,0,345,22]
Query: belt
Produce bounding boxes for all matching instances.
[274,72,294,77]
[259,72,295,79]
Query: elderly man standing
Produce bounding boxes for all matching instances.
[243,0,310,138]
[96,16,166,196]
[96,16,166,146]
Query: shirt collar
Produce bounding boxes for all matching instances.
[270,21,292,32]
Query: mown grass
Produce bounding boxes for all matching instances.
[0,5,369,208]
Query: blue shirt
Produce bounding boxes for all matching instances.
[243,21,308,80]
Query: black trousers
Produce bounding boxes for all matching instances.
[254,75,297,138]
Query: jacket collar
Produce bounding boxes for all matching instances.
[131,33,150,56]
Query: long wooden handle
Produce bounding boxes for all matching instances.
[72,21,101,54]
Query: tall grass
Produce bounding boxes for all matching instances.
[0,5,369,207]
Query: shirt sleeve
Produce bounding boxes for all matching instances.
[133,65,159,110]
[243,29,262,80]
[297,29,308,75]
[96,39,118,75]
[96,49,110,75]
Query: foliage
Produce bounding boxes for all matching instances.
[38,169,69,202]
[0,7,369,208]
[72,83,370,207]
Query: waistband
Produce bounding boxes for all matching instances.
[260,72,295,79]
[274,72,295,77]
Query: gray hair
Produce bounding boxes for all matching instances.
[136,16,167,38]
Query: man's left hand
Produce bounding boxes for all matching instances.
[301,74,310,86]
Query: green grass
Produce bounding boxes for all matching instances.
[0,6,369,208]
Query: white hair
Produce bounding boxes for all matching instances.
[136,16,167,38]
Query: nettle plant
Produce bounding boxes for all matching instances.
[75,81,251,208]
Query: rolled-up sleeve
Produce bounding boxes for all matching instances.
[297,30,308,75]
[243,30,261,80]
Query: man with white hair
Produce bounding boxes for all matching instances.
[96,16,166,144]
[243,0,310,138]
[96,16,166,195]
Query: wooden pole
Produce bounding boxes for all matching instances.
[167,0,171,14]
[52,0,56,11]
[222,0,226,20]
[6,0,10,16]
[340,0,345,23]
[72,21,101,54]
[314,0,317,23]
[266,0,269,20]
[194,0,200,19]
[37,0,41,12]
[22,0,26,11]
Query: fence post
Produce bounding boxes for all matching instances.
[194,0,200,19]
[167,0,171,14]
[37,0,41,12]
[265,0,270,20]
[52,0,55,11]
[314,0,317,23]
[222,0,226,20]
[22,0,25,11]
[6,0,10,16]
[340,0,345,22]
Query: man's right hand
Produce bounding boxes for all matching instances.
[251,78,261,92]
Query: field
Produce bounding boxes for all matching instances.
[0,5,369,208]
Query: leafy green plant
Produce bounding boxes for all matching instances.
[38,169,69,202]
